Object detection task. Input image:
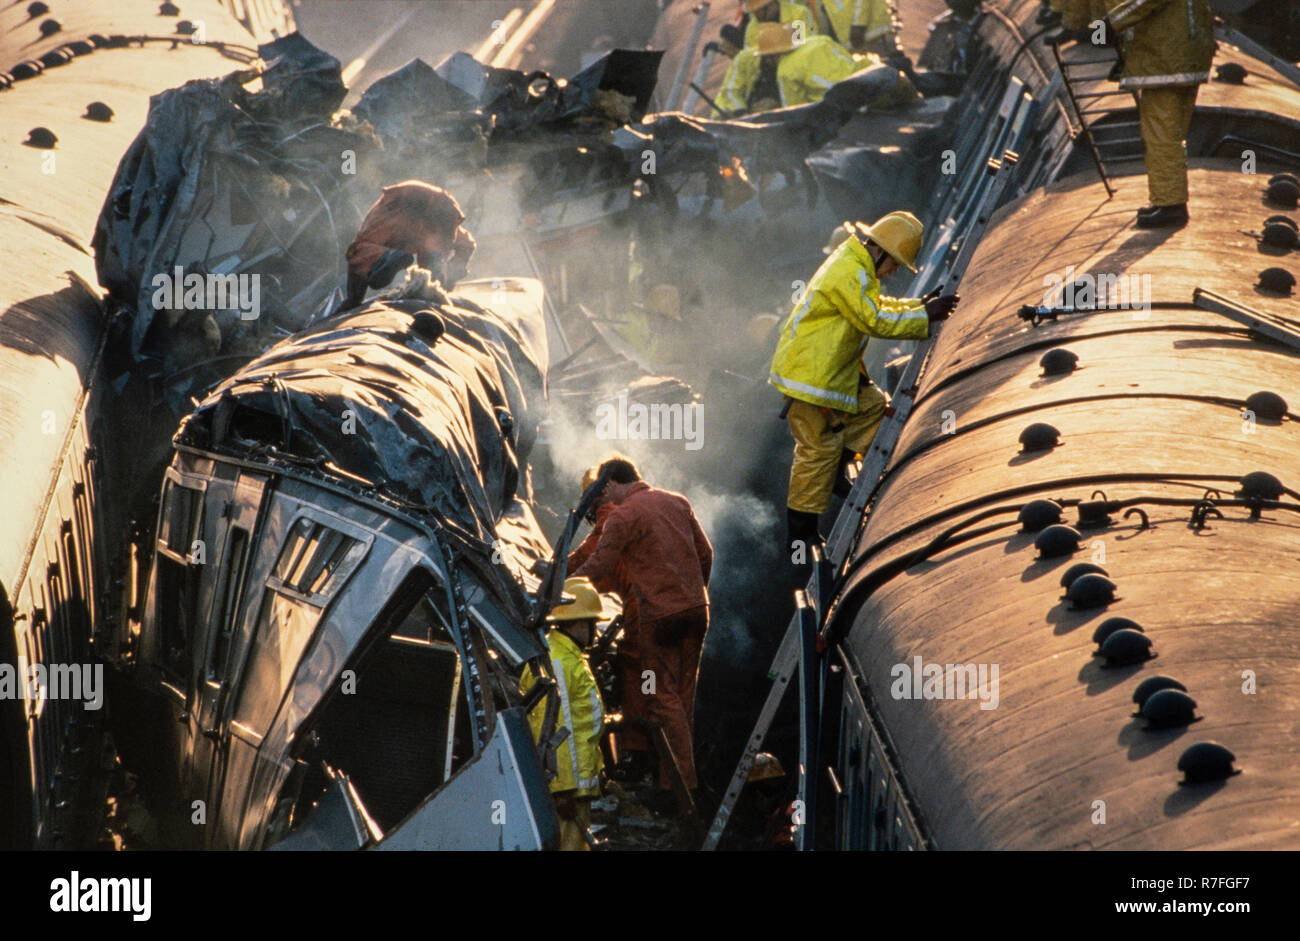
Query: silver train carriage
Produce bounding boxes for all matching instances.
[123,276,564,850]
[793,0,1300,850]
[0,0,293,850]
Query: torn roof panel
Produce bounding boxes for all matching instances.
[176,277,550,567]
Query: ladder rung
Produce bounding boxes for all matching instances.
[1064,56,1118,65]
[1094,137,1144,147]
[1072,89,1130,98]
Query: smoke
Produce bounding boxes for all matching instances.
[537,390,786,667]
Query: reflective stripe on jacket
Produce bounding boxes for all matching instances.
[521,631,604,796]
[714,35,867,114]
[819,0,896,44]
[769,236,927,411]
[1107,0,1214,87]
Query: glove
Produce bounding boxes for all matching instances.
[366,248,415,290]
[921,286,942,302]
[924,293,959,322]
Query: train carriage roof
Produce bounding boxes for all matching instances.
[175,274,551,572]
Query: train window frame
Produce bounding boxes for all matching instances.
[226,513,373,742]
[205,526,252,689]
[59,522,88,649]
[279,569,472,838]
[72,484,95,627]
[44,570,70,741]
[20,630,37,722]
[153,475,208,683]
[269,516,371,607]
[157,476,207,560]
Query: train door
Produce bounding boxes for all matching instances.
[184,471,266,807]
[207,504,370,848]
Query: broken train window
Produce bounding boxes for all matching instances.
[230,518,366,739]
[277,568,477,837]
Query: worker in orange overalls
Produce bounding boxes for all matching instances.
[573,456,713,815]
[343,180,476,306]
[569,467,651,781]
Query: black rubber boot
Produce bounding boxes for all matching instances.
[1135,203,1188,229]
[644,790,679,816]
[786,509,823,570]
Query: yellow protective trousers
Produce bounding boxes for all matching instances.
[1138,85,1198,206]
[787,380,888,514]
[558,797,593,851]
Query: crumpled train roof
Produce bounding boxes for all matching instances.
[175,283,547,561]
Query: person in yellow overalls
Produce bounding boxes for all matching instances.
[769,212,958,556]
[520,577,607,851]
[714,22,909,116]
[1103,0,1214,228]
[1051,0,1109,37]
[742,0,817,49]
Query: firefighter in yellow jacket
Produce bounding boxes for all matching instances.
[818,0,900,56]
[715,22,903,115]
[1051,0,1109,33]
[1104,0,1214,228]
[742,0,816,49]
[520,576,607,851]
[769,212,957,554]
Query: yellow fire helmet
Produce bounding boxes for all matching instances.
[548,576,606,623]
[755,22,797,56]
[748,752,786,781]
[579,466,598,491]
[854,211,924,273]
[646,283,682,321]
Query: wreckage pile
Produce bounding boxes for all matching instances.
[92,30,930,408]
[177,271,552,602]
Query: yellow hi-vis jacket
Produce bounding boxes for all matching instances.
[1105,0,1214,88]
[520,630,605,797]
[1052,0,1108,31]
[714,35,866,115]
[769,236,927,411]
[743,0,817,48]
[818,0,897,46]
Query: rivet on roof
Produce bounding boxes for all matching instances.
[1034,523,1079,558]
[1019,421,1060,453]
